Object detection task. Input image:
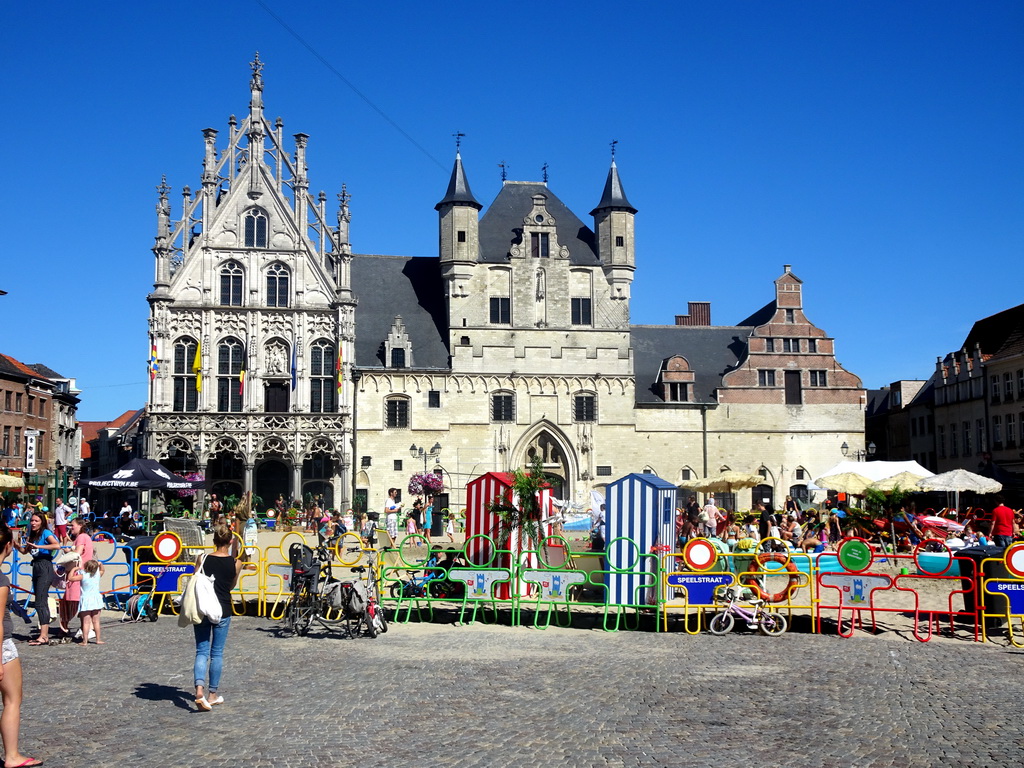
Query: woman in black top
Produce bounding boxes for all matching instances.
[193,524,242,711]
[15,511,61,646]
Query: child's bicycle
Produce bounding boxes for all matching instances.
[707,586,787,636]
[388,551,463,599]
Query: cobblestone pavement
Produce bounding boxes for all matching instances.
[11,609,1024,768]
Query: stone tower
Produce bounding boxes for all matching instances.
[146,54,356,509]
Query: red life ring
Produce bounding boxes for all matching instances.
[741,552,800,603]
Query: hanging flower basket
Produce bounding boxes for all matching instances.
[408,472,444,496]
[176,472,205,498]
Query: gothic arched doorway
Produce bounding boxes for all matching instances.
[206,450,244,503]
[512,421,577,501]
[256,460,290,509]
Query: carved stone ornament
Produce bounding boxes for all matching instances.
[265,340,289,375]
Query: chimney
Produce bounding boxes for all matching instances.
[675,301,711,327]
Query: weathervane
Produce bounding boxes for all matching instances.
[498,160,508,182]
[610,139,618,159]
[453,131,465,152]
[542,162,549,183]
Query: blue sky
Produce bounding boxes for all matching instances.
[2,1,1021,421]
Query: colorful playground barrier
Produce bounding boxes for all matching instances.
[8,525,1024,647]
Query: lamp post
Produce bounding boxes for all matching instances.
[409,442,442,472]
[841,441,876,461]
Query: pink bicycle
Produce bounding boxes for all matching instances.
[707,586,787,636]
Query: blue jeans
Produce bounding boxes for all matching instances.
[193,615,231,691]
[994,534,1014,549]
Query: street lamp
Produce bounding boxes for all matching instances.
[409,442,442,471]
[841,441,876,461]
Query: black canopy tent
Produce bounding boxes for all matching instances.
[80,458,206,531]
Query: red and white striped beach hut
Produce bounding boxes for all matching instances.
[464,472,554,599]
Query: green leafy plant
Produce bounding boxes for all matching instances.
[487,455,549,547]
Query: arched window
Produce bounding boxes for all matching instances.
[172,338,198,412]
[490,391,515,422]
[385,396,410,428]
[244,208,268,248]
[216,338,245,412]
[573,392,597,422]
[220,262,244,306]
[266,263,289,307]
[309,340,336,413]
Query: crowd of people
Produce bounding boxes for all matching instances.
[673,493,1024,555]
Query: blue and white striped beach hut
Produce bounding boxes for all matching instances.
[605,473,678,606]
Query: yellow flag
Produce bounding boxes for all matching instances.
[192,341,202,392]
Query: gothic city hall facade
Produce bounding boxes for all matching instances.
[145,60,866,515]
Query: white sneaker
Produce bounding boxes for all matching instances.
[208,694,225,706]
[195,696,212,711]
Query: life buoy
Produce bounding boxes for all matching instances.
[741,552,800,603]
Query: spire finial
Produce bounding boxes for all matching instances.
[338,183,350,209]
[610,139,618,160]
[542,163,549,183]
[250,51,264,90]
[453,131,465,153]
[498,160,508,182]
[156,175,170,201]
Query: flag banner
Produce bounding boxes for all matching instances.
[239,368,246,397]
[291,340,298,391]
[192,340,202,392]
[149,343,159,381]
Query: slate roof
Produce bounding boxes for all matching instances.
[478,182,599,266]
[0,353,51,381]
[350,254,450,369]
[962,302,1024,357]
[630,325,752,404]
[590,160,637,215]
[28,363,63,379]
[864,388,891,419]
[435,153,482,211]
[736,301,777,327]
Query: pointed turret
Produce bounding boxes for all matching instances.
[437,151,481,299]
[592,157,636,300]
[435,152,482,211]
[590,159,637,216]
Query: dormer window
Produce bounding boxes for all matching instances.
[244,208,268,248]
[384,316,413,369]
[658,355,694,403]
[531,232,550,258]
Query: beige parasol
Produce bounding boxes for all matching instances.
[916,469,1002,495]
[679,471,764,494]
[813,472,874,496]
[868,471,930,493]
[0,474,24,490]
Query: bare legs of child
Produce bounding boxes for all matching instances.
[79,609,104,645]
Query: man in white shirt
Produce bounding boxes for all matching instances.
[53,497,71,542]
[384,488,402,542]
[78,498,91,519]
